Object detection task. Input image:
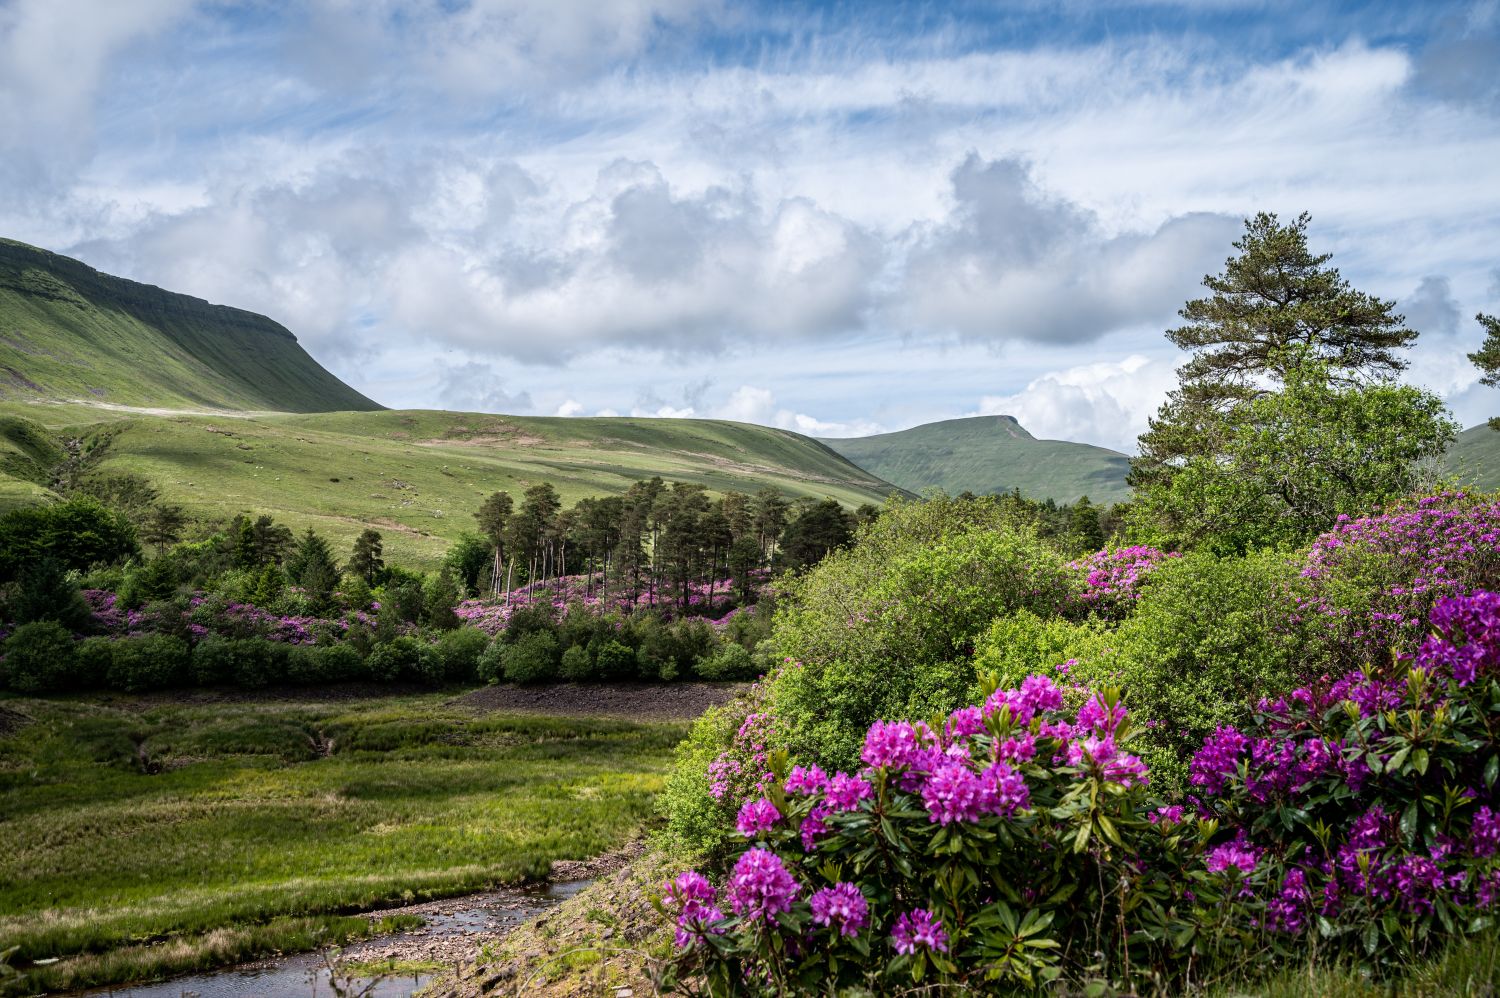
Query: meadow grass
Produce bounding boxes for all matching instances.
[1,402,898,567]
[0,689,688,994]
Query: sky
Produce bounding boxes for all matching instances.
[2,0,1498,453]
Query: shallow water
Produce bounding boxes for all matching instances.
[75,881,591,998]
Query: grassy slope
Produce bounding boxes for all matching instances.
[0,238,379,413]
[0,692,687,995]
[822,414,1132,504]
[1445,423,1500,492]
[3,403,899,567]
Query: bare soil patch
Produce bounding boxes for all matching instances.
[452,681,746,722]
[0,703,32,736]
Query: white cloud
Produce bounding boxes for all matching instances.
[975,354,1182,453]
[554,399,585,417]
[713,385,883,437]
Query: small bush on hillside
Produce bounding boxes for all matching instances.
[694,643,757,681]
[367,635,422,682]
[74,636,114,688]
[502,631,559,684]
[286,642,364,685]
[658,688,770,853]
[7,558,91,631]
[106,634,190,691]
[559,643,593,681]
[418,626,488,684]
[591,638,636,680]
[0,621,76,692]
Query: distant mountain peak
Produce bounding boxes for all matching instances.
[820,415,1128,504]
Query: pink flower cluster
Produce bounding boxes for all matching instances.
[1068,546,1179,617]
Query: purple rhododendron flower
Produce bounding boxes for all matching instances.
[824,772,873,812]
[922,761,988,824]
[727,848,799,921]
[945,705,985,741]
[890,908,948,955]
[1076,694,1127,735]
[784,764,828,795]
[809,882,868,938]
[1191,726,1249,794]
[735,797,780,837]
[1473,806,1500,858]
[1206,834,1261,875]
[983,760,1030,816]
[862,720,931,769]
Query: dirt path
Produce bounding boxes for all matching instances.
[451,681,747,721]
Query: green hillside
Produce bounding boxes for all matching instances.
[0,239,380,413]
[822,415,1132,504]
[1,403,900,566]
[1445,424,1500,492]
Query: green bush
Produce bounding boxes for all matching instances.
[694,643,757,681]
[591,638,636,680]
[0,621,76,692]
[657,691,763,852]
[972,610,1113,689]
[75,636,115,688]
[190,637,288,688]
[769,517,1073,769]
[286,642,365,684]
[106,634,190,692]
[367,635,423,682]
[418,627,488,684]
[0,496,138,581]
[116,557,180,610]
[476,637,506,684]
[1066,549,1309,791]
[559,643,593,681]
[502,631,559,684]
[7,558,91,630]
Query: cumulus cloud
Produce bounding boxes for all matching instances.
[0,0,195,183]
[897,155,1238,345]
[974,354,1181,453]
[434,361,533,413]
[715,385,883,437]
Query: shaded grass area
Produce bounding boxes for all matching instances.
[0,690,687,995]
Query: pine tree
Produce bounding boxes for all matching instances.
[348,529,384,584]
[1467,313,1500,430]
[141,504,186,556]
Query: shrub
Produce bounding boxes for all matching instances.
[7,557,91,630]
[191,636,290,687]
[502,631,559,684]
[559,643,594,681]
[476,637,507,684]
[1299,492,1500,672]
[1189,589,1500,972]
[287,642,365,685]
[0,496,138,581]
[694,643,757,681]
[659,675,1250,994]
[972,610,1112,689]
[106,634,190,691]
[658,687,770,852]
[367,635,422,682]
[419,626,488,684]
[0,621,76,692]
[592,638,636,680]
[116,556,180,610]
[75,636,115,688]
[1065,545,1179,620]
[769,521,1073,769]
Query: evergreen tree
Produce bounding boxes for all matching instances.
[1069,496,1105,554]
[443,534,490,596]
[9,556,91,630]
[349,528,384,584]
[778,498,855,570]
[474,491,514,593]
[1133,212,1419,494]
[1467,313,1500,429]
[424,567,462,630]
[286,528,339,608]
[751,487,789,562]
[141,504,187,556]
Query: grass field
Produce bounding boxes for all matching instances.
[0,402,900,567]
[0,689,689,995]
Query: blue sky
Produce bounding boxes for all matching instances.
[2,0,1498,451]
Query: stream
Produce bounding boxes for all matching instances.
[74,882,591,998]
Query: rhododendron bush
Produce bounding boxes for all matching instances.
[660,592,1500,992]
[658,676,1260,993]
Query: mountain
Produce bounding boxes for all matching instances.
[1445,423,1500,492]
[0,238,380,413]
[0,403,901,564]
[821,415,1132,504]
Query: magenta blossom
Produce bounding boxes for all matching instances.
[809,882,868,938]
[726,848,799,922]
[890,908,948,955]
[735,797,780,837]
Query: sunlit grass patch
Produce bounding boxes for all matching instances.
[0,689,686,995]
